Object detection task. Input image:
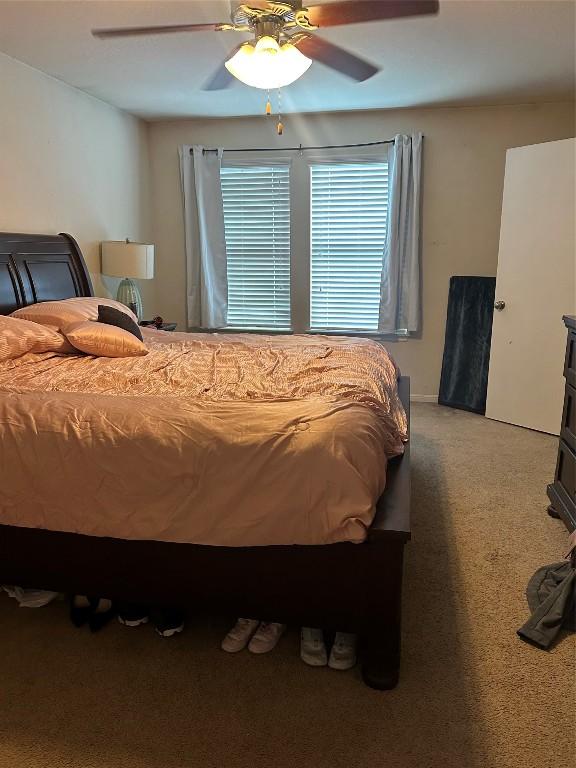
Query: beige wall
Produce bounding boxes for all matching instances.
[148,102,574,397]
[0,52,153,313]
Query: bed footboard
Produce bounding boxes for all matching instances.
[0,378,410,689]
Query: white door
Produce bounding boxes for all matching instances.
[486,138,576,435]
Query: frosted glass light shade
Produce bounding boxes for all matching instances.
[225,39,312,89]
[101,241,154,280]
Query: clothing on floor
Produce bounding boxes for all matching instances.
[517,560,575,649]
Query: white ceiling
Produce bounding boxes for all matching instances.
[0,0,574,119]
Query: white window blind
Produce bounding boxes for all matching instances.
[221,164,291,330]
[310,161,389,331]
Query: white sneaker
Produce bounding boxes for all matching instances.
[247,622,286,654]
[328,632,357,670]
[300,627,328,667]
[221,618,260,653]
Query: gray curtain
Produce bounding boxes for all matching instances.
[378,133,423,334]
[179,145,228,329]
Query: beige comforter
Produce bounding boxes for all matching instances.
[0,330,407,546]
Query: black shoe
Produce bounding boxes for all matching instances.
[118,603,150,628]
[155,607,185,638]
[88,598,115,633]
[70,595,92,628]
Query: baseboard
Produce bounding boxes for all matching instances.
[410,394,439,403]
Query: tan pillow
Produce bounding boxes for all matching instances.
[0,315,73,361]
[65,321,148,358]
[11,297,138,332]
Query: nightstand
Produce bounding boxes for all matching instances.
[140,320,177,332]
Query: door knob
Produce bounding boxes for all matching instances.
[494,301,506,311]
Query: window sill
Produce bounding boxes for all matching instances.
[191,326,411,341]
[305,329,410,342]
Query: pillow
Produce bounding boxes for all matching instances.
[97,304,143,341]
[65,321,148,358]
[0,315,73,361]
[11,297,138,332]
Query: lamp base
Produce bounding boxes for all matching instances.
[116,278,143,321]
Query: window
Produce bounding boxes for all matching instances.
[221,164,291,330]
[220,154,390,333]
[310,162,388,331]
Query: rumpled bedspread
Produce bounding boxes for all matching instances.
[0,330,407,546]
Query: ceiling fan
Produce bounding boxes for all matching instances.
[92,1,440,91]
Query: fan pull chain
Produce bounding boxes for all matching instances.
[265,88,272,116]
[277,88,284,136]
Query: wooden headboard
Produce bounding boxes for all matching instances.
[0,232,93,315]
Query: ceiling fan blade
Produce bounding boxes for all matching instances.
[92,23,222,39]
[307,0,439,28]
[297,36,379,81]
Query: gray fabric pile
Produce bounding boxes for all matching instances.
[517,558,575,649]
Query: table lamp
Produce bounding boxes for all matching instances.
[101,240,154,321]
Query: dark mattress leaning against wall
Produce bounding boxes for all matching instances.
[439,275,497,414]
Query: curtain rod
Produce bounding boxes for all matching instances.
[198,139,397,155]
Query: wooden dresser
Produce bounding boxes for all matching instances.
[547,315,576,531]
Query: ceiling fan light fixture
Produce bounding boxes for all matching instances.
[225,39,312,89]
[254,35,280,55]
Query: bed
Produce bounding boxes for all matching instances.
[0,231,411,689]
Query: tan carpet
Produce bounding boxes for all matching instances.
[0,404,574,768]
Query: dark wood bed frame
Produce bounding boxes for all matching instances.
[0,232,411,689]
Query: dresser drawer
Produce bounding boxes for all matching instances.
[555,439,576,505]
[565,331,576,389]
[547,482,576,532]
[560,384,576,452]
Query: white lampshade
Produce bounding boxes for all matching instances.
[225,38,312,90]
[101,241,154,280]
